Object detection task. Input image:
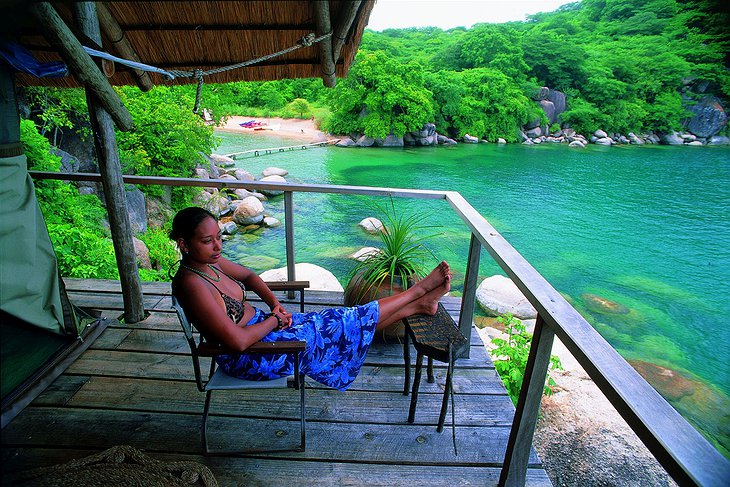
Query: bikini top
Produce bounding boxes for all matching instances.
[188,270,247,324]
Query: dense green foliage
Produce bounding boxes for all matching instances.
[22,84,219,281]
[490,314,563,405]
[21,119,119,279]
[335,0,728,138]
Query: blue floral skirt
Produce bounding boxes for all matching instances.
[215,302,379,391]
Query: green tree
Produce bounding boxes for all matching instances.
[326,51,434,138]
[287,98,312,118]
[115,86,216,207]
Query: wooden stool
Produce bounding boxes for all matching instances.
[401,302,468,432]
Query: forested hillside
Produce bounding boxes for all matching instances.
[329,0,728,141]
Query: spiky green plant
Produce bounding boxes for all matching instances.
[346,197,438,304]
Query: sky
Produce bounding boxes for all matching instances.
[366,0,578,30]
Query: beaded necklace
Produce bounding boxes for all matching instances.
[180,263,222,282]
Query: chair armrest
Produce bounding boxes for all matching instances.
[264,280,310,292]
[198,340,307,356]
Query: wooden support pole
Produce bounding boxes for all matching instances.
[313,0,336,88]
[457,233,481,358]
[284,191,296,299]
[331,0,361,64]
[499,315,555,487]
[95,2,153,92]
[29,2,134,131]
[75,3,145,323]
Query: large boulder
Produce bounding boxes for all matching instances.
[546,89,567,119]
[685,96,727,138]
[708,135,730,145]
[125,186,147,234]
[375,134,405,147]
[660,131,684,145]
[232,196,264,225]
[476,275,537,319]
[233,169,254,181]
[350,247,380,261]
[51,148,80,173]
[463,134,479,143]
[259,174,286,196]
[525,127,543,139]
[336,138,357,147]
[539,99,557,124]
[133,237,152,270]
[209,153,235,167]
[358,217,383,234]
[204,191,231,217]
[262,167,288,177]
[356,135,375,147]
[260,263,344,292]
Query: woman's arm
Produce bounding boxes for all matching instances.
[216,257,292,326]
[176,273,283,352]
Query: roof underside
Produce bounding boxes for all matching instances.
[4,1,374,88]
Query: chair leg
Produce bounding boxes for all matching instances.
[294,350,306,451]
[403,326,410,395]
[408,352,424,423]
[202,390,213,454]
[427,357,435,383]
[299,370,306,451]
[437,352,454,433]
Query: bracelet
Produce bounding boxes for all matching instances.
[267,312,284,330]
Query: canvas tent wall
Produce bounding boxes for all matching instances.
[0,63,81,404]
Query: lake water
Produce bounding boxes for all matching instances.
[216,131,730,454]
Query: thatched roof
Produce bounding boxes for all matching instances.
[4,1,375,89]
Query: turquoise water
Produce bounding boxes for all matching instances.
[216,131,730,453]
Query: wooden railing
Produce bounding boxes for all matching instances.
[29,171,730,486]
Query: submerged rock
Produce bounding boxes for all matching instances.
[581,293,630,314]
[629,360,696,400]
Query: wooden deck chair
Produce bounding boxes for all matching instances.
[171,295,307,455]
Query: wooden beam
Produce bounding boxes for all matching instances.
[95,2,153,92]
[28,2,134,132]
[313,0,336,88]
[74,2,145,323]
[331,0,361,64]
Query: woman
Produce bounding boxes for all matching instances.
[170,206,451,391]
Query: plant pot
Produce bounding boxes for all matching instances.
[344,271,414,340]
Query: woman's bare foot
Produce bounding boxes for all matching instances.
[417,273,451,315]
[415,261,451,294]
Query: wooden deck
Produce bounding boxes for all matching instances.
[1,279,551,486]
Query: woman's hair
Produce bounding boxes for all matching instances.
[169,206,217,242]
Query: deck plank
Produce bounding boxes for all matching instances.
[32,376,515,426]
[1,278,550,486]
[3,407,539,465]
[2,448,552,487]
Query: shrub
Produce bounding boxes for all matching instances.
[490,313,562,405]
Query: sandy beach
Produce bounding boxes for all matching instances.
[216,115,330,142]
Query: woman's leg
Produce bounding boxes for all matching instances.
[375,267,451,330]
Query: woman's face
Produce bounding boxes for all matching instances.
[180,216,222,264]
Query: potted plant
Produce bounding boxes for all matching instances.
[344,197,438,338]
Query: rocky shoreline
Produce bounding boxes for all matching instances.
[332,86,729,148]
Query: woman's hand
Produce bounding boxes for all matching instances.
[271,305,293,329]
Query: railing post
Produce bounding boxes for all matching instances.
[457,233,481,358]
[284,191,296,299]
[499,314,555,487]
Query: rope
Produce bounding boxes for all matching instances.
[83,32,332,112]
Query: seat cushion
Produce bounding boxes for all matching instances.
[205,367,290,390]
